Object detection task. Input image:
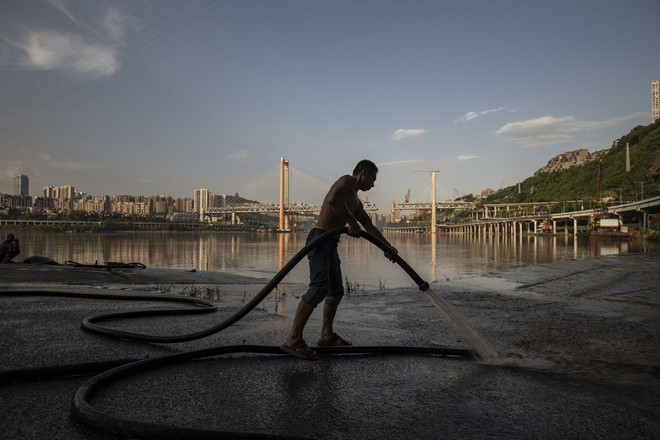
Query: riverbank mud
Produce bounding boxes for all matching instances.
[1,252,658,439]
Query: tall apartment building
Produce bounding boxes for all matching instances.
[13,174,29,196]
[194,188,209,221]
[653,79,660,123]
[42,184,75,210]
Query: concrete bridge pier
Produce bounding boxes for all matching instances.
[640,209,648,232]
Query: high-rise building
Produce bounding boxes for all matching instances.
[42,184,75,210]
[653,79,660,123]
[13,174,29,196]
[194,188,209,221]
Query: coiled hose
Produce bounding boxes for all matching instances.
[2,227,475,439]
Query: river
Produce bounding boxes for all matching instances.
[13,230,658,289]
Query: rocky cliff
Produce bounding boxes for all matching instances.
[534,148,609,176]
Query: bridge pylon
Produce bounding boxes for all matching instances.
[278,157,291,232]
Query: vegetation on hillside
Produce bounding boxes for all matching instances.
[486,120,660,204]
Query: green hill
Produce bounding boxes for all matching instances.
[486,120,660,204]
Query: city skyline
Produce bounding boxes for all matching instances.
[1,0,659,210]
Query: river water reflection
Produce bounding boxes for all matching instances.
[15,231,658,289]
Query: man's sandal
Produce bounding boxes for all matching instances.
[316,332,352,347]
[280,339,319,360]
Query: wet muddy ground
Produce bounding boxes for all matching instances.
[1,252,658,439]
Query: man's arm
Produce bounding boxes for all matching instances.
[355,207,398,262]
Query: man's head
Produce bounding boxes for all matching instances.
[353,160,378,176]
[6,234,14,241]
[353,160,378,191]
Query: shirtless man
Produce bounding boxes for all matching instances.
[281,160,398,360]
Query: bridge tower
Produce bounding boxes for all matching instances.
[414,169,438,234]
[431,170,437,235]
[278,157,290,232]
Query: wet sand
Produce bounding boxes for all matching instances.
[1,252,659,439]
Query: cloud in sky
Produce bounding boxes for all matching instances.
[226,149,254,161]
[378,159,424,167]
[456,155,480,161]
[10,30,119,76]
[2,162,23,180]
[455,107,506,123]
[495,113,648,147]
[2,3,131,77]
[391,128,426,141]
[46,161,99,171]
[28,153,99,171]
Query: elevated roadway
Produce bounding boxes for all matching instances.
[440,195,660,236]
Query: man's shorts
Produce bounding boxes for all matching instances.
[301,228,345,307]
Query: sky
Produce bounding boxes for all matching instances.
[1,0,658,211]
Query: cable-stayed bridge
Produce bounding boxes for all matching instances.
[204,157,377,231]
[203,159,475,231]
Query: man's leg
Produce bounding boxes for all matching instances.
[320,303,338,340]
[284,300,315,346]
[318,241,351,345]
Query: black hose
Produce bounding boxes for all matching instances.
[2,227,475,439]
[358,229,430,291]
[80,227,429,343]
[72,345,471,440]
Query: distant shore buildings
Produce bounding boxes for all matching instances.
[0,178,198,216]
[0,178,252,219]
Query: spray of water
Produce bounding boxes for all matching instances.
[424,287,501,363]
[425,287,560,370]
